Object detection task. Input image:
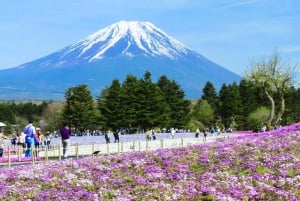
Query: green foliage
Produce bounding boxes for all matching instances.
[2,56,300,133]
[247,106,270,129]
[0,101,48,134]
[218,82,243,128]
[192,99,214,128]
[244,49,298,126]
[97,71,189,132]
[282,87,300,125]
[62,84,100,132]
[41,102,64,132]
[157,75,190,128]
[97,79,124,130]
[0,103,16,124]
[202,81,219,110]
[136,71,171,129]
[189,162,206,174]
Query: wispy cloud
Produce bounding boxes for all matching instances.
[214,0,266,9]
[281,46,300,53]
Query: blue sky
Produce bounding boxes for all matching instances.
[0,0,299,76]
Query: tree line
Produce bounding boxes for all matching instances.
[0,50,299,134]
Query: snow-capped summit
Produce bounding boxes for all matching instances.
[0,21,241,100]
[62,20,189,62]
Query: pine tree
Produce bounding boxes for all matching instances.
[201,81,219,111]
[218,82,243,128]
[136,71,171,130]
[63,84,99,132]
[157,75,190,128]
[97,79,124,131]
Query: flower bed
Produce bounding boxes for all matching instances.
[0,157,42,163]
[0,123,299,200]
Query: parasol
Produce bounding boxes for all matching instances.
[0,122,6,127]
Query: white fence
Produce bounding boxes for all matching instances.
[0,134,231,166]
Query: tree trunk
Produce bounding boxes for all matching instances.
[265,89,275,127]
[274,95,285,125]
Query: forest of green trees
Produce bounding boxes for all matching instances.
[0,50,299,135]
[1,71,300,135]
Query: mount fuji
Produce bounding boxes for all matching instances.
[0,20,241,100]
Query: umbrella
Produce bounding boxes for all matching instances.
[0,122,6,127]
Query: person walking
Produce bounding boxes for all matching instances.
[60,122,71,159]
[113,129,120,143]
[23,117,36,157]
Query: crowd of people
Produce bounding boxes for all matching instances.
[1,118,229,159]
[21,118,71,158]
[0,118,56,158]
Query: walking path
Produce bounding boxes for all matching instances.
[41,132,237,158]
[1,132,238,166]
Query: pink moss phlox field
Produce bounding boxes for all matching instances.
[0,157,42,163]
[0,123,299,200]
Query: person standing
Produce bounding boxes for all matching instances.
[0,129,8,157]
[11,133,17,150]
[146,129,151,141]
[104,131,110,143]
[33,128,41,158]
[45,131,52,149]
[18,132,26,149]
[60,122,71,159]
[151,129,156,140]
[170,128,175,139]
[23,117,36,157]
[195,128,200,138]
[203,129,207,142]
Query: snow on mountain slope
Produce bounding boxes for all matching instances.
[21,20,196,69]
[63,21,189,61]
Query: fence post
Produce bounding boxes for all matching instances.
[132,141,135,152]
[160,139,163,149]
[106,143,109,154]
[18,146,22,162]
[8,147,11,167]
[58,144,61,161]
[31,147,34,164]
[45,145,48,162]
[118,143,120,153]
[92,144,95,153]
[75,143,79,159]
[52,145,55,157]
[121,142,124,153]
[146,140,148,150]
[181,138,184,147]
[138,141,141,151]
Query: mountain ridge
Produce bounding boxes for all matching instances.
[0,20,241,100]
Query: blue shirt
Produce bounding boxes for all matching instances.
[23,124,36,138]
